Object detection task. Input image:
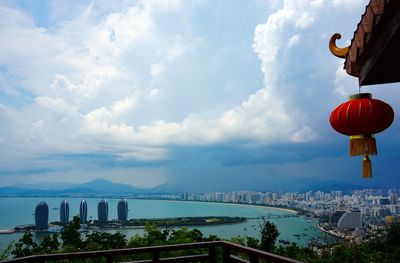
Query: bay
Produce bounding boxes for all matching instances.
[0,198,324,250]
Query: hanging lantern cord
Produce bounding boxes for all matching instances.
[362,153,372,178]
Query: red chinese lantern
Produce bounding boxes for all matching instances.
[330,93,394,178]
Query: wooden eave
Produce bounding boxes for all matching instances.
[344,0,400,86]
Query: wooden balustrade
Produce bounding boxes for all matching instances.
[1,240,302,263]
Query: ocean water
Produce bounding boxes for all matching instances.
[0,198,324,250]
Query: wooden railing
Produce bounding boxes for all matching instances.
[1,241,303,263]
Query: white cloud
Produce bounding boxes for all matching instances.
[36,96,77,115]
[166,36,201,59]
[295,12,315,28]
[111,96,137,116]
[150,88,161,98]
[0,0,323,165]
[287,34,300,48]
[150,63,165,77]
[334,63,359,97]
[332,0,366,9]
[0,0,376,174]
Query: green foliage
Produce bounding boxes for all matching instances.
[114,216,245,227]
[259,220,280,252]
[84,232,127,250]
[127,224,210,248]
[5,220,400,263]
[229,236,246,245]
[38,233,59,254]
[143,223,169,245]
[11,232,38,258]
[0,242,14,260]
[386,222,400,247]
[246,236,260,249]
[127,234,147,248]
[128,223,169,248]
[169,227,203,244]
[125,224,217,261]
[203,234,220,242]
[60,215,82,249]
[278,223,400,263]
[275,242,318,262]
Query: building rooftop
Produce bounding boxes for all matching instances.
[343,0,400,85]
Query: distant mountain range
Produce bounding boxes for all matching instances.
[302,180,362,193]
[0,178,394,197]
[78,178,144,193]
[13,182,77,190]
[0,179,157,197]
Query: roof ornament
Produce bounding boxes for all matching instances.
[329,33,349,59]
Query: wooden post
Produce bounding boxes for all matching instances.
[208,243,216,263]
[153,251,160,262]
[222,245,231,263]
[250,255,259,263]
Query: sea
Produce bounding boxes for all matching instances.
[0,198,325,251]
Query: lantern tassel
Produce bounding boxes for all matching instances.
[362,155,372,178]
[350,135,377,156]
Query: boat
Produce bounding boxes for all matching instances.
[0,229,15,234]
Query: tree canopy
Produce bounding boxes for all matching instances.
[2,216,400,263]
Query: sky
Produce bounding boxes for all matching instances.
[0,0,399,191]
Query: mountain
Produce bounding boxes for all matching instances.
[305,180,362,193]
[77,178,142,193]
[13,182,78,190]
[241,177,363,193]
[0,187,31,195]
[147,183,179,193]
[0,179,148,197]
[0,178,389,197]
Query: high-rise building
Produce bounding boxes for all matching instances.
[329,211,346,227]
[389,192,398,204]
[305,191,311,201]
[250,193,261,203]
[98,199,108,222]
[379,198,391,205]
[215,193,224,202]
[35,201,49,230]
[337,210,362,230]
[60,200,69,224]
[117,199,129,221]
[80,200,88,224]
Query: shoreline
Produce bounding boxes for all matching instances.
[139,199,298,215]
[316,223,345,239]
[9,216,248,234]
[0,196,299,215]
[0,198,301,236]
[0,199,322,250]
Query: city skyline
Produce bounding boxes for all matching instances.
[22,187,400,229]
[3,184,399,261]
[0,0,399,191]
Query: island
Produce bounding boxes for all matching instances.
[9,216,247,233]
[75,216,247,229]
